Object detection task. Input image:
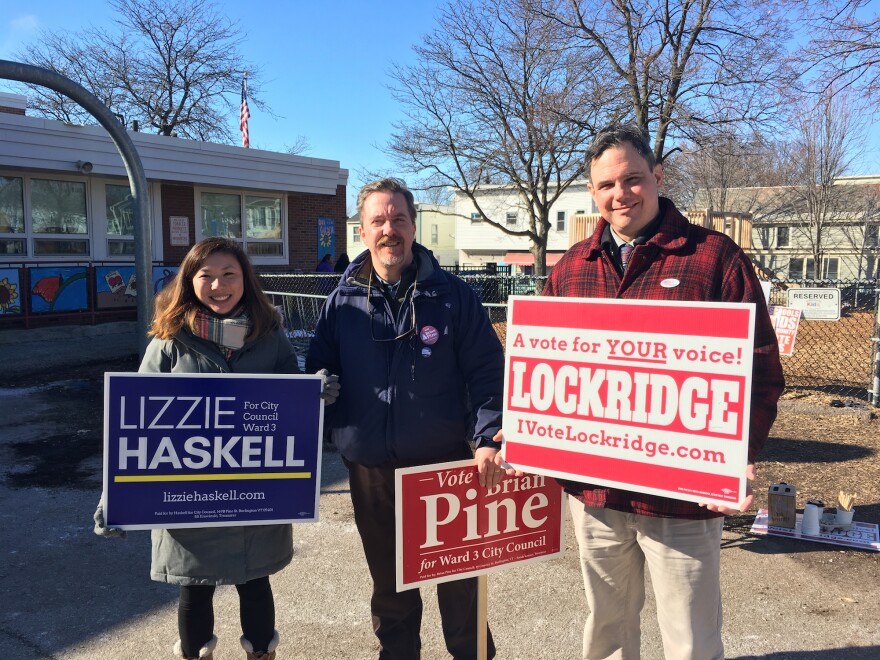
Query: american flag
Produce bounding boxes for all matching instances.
[240,75,250,148]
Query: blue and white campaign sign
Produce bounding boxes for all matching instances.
[103,373,324,530]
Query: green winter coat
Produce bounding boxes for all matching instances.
[140,327,300,586]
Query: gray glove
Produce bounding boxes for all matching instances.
[93,499,127,539]
[316,368,341,405]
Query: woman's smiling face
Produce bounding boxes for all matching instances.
[191,251,244,316]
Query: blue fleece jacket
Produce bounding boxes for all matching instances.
[306,243,504,465]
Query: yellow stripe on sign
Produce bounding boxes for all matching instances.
[114,472,312,483]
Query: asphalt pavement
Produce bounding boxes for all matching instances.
[0,323,878,659]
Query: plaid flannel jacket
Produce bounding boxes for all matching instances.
[544,198,784,519]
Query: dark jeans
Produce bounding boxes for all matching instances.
[345,455,496,660]
[178,576,274,657]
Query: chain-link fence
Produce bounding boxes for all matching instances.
[260,272,880,401]
[768,279,879,400]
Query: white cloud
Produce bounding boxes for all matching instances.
[10,15,40,33]
[1,14,40,59]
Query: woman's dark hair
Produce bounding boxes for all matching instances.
[333,253,350,272]
[150,237,277,340]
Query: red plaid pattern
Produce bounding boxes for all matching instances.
[544,198,784,519]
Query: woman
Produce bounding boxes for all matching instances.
[95,237,338,660]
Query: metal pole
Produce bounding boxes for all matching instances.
[0,59,153,355]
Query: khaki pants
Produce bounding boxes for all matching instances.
[568,497,724,660]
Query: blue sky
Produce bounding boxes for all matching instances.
[0,0,444,212]
[2,1,879,214]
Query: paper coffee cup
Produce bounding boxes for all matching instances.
[801,504,821,535]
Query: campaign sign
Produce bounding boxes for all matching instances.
[395,460,564,591]
[768,306,802,356]
[103,373,323,529]
[503,297,756,508]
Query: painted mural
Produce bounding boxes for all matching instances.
[29,266,89,313]
[0,268,22,315]
[153,266,179,294]
[317,216,335,261]
[95,266,179,309]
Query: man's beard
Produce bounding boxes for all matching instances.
[377,237,407,267]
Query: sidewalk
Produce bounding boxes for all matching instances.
[1,325,879,658]
[1,321,139,379]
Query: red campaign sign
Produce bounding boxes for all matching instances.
[395,460,564,591]
[768,305,802,356]
[503,297,756,508]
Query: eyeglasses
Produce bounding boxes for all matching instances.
[368,269,417,342]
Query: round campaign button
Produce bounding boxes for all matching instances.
[420,325,440,345]
[421,347,432,357]
[660,278,680,288]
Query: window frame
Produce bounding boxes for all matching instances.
[194,186,287,264]
[0,171,92,261]
[556,210,566,232]
[776,225,789,248]
[823,257,839,280]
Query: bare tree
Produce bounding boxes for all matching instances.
[836,184,880,280]
[544,0,798,163]
[671,128,794,213]
[777,93,861,277]
[801,0,880,102]
[16,0,261,143]
[387,0,616,275]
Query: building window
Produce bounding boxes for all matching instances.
[557,211,566,231]
[470,212,482,222]
[0,174,90,258]
[788,258,803,279]
[506,211,517,225]
[106,184,135,256]
[776,226,789,248]
[867,256,877,279]
[805,258,816,279]
[0,175,25,255]
[823,257,839,280]
[198,190,284,258]
[431,224,438,245]
[866,224,878,248]
[351,225,361,244]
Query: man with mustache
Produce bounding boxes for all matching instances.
[307,178,505,659]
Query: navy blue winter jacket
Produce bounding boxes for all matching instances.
[305,244,504,465]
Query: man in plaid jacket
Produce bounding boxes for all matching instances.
[544,123,784,660]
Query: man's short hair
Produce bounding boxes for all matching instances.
[356,178,417,223]
[585,123,656,181]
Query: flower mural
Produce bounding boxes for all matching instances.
[0,275,19,313]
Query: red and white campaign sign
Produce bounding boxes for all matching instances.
[768,305,802,356]
[395,460,564,591]
[502,296,756,508]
